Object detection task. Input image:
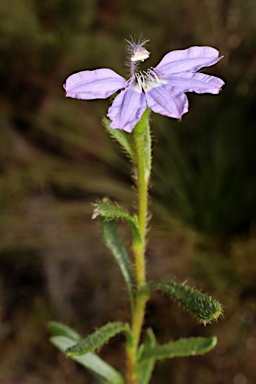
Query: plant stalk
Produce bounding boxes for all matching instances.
[126,110,151,384]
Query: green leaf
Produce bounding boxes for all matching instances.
[50,335,124,384]
[139,336,217,362]
[137,329,157,384]
[101,218,136,312]
[103,117,135,162]
[92,197,141,245]
[133,109,152,183]
[48,321,81,341]
[150,281,222,324]
[66,321,130,356]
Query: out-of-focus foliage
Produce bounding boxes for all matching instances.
[153,103,256,235]
[0,1,256,383]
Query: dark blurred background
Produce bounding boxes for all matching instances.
[0,1,256,383]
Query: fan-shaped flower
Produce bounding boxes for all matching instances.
[64,43,224,133]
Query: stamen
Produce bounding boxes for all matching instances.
[132,67,164,93]
[145,69,161,83]
[135,73,145,91]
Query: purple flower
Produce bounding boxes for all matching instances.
[64,44,224,133]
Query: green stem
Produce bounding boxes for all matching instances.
[126,110,151,384]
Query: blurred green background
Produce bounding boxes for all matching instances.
[0,1,256,383]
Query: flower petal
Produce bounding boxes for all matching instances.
[64,68,126,100]
[107,85,147,132]
[145,83,188,119]
[164,72,225,94]
[155,46,223,75]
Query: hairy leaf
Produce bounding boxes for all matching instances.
[133,108,152,183]
[92,197,141,244]
[50,335,124,384]
[137,329,157,384]
[139,336,217,362]
[66,321,130,356]
[103,117,135,161]
[101,218,136,311]
[150,281,222,324]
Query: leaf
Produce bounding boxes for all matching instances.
[137,329,157,384]
[133,108,152,183]
[139,336,217,362]
[150,281,222,324]
[103,117,135,162]
[101,218,136,312]
[66,321,130,356]
[92,198,130,221]
[92,197,141,245]
[48,321,81,341]
[50,335,124,384]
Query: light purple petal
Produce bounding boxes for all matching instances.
[145,84,189,119]
[64,68,126,100]
[107,85,147,132]
[164,72,225,94]
[155,46,223,75]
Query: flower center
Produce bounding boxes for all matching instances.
[134,69,165,92]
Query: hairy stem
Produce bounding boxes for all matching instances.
[126,110,151,384]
